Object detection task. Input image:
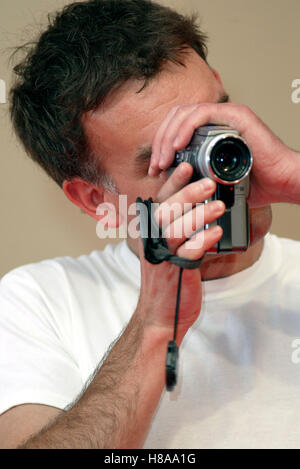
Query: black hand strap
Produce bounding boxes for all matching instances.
[136,197,204,391]
[136,197,203,269]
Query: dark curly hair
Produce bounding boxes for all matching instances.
[10,0,208,188]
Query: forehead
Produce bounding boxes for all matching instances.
[83,50,219,170]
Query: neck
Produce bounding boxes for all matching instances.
[127,236,264,281]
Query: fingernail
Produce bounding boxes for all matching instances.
[214,201,225,212]
[158,155,167,170]
[148,166,155,177]
[201,178,215,191]
[174,137,180,147]
[212,225,223,235]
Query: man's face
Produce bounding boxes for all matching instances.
[83,48,271,245]
[84,49,225,202]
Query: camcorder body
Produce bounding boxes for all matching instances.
[172,125,253,254]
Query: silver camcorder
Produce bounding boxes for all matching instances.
[172,125,253,254]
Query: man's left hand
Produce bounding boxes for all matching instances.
[148,102,300,207]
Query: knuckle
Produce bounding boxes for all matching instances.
[161,133,173,148]
[168,105,180,118]
[179,119,193,135]
[182,184,196,202]
[175,106,188,119]
[193,181,208,201]
[240,104,253,116]
[197,102,210,112]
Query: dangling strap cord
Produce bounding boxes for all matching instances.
[136,197,204,391]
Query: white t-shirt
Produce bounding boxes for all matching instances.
[0,233,300,449]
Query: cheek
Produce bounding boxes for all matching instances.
[117,175,163,202]
[115,175,163,227]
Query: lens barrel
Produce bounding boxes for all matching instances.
[173,127,252,184]
[209,136,252,183]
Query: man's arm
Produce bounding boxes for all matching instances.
[0,311,168,449]
[1,167,224,449]
[20,312,170,449]
[0,405,62,449]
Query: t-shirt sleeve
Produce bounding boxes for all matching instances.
[0,266,84,415]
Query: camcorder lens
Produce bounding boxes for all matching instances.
[215,150,238,173]
[210,137,251,182]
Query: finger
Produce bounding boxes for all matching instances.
[149,105,182,177]
[155,177,217,225]
[176,225,223,259]
[156,104,199,171]
[164,200,225,253]
[151,102,252,177]
[159,170,169,183]
[151,102,247,177]
[155,162,193,203]
[173,102,254,151]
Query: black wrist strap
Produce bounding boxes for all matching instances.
[136,197,203,270]
[136,197,204,391]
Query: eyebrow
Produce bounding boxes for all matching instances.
[134,93,230,173]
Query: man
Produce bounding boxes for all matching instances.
[0,0,300,448]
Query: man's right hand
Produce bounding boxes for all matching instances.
[136,162,225,344]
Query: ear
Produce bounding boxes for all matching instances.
[211,68,223,87]
[63,178,122,228]
[63,178,104,220]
